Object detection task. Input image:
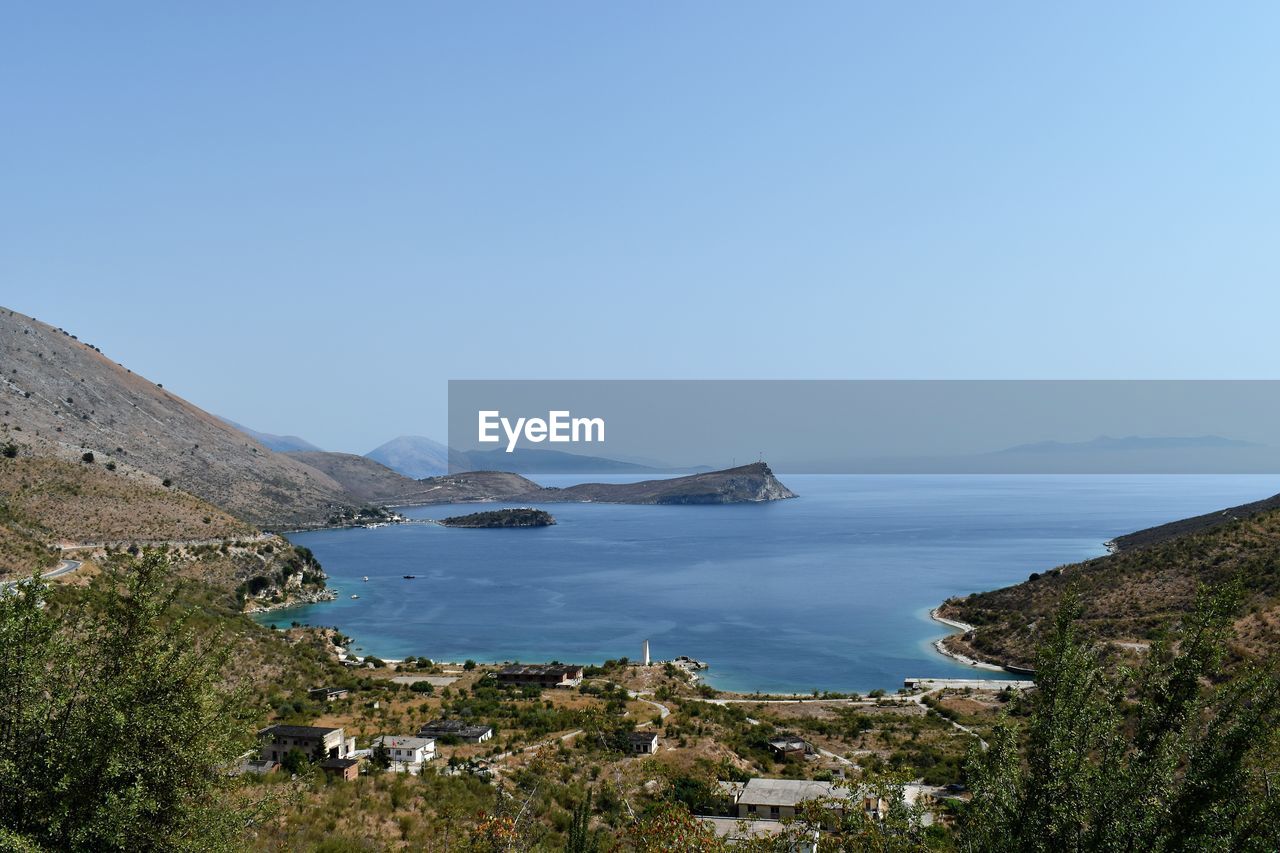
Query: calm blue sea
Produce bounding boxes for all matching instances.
[262,475,1277,694]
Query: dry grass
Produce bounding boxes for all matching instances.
[0,453,252,576]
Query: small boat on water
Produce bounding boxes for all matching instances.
[403,575,416,579]
[350,594,359,599]
[362,576,369,582]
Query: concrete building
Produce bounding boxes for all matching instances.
[628,731,659,755]
[718,778,900,823]
[767,735,813,760]
[308,686,350,701]
[729,778,845,821]
[319,756,361,781]
[372,735,436,769]
[259,724,356,763]
[903,677,1035,691]
[496,664,584,688]
[417,719,494,743]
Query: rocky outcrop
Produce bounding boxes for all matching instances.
[525,462,796,505]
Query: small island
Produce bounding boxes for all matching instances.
[438,508,556,528]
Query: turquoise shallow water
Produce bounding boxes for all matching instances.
[262,474,1277,693]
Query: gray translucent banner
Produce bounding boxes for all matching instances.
[447,380,1280,474]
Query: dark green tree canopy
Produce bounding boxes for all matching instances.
[964,583,1280,852]
[0,551,261,852]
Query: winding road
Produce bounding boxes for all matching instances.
[627,690,672,720]
[1,559,83,595]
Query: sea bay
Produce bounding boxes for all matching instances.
[266,474,1277,693]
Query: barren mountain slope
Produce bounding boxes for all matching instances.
[0,453,252,558]
[0,308,354,527]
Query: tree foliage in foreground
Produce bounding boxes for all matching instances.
[964,582,1280,852]
[0,551,260,852]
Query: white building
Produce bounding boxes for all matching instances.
[372,735,436,771]
[628,731,659,755]
[259,724,356,763]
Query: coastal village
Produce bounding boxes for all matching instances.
[240,628,1022,846]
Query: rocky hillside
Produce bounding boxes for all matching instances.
[403,470,544,504]
[530,462,796,504]
[1110,490,1280,551]
[0,307,354,528]
[938,501,1280,670]
[286,452,541,506]
[0,440,331,609]
[0,451,251,556]
[285,451,428,504]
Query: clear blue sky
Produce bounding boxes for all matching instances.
[4,3,1278,452]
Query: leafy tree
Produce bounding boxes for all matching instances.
[566,788,601,853]
[370,741,391,771]
[626,802,722,851]
[280,748,310,775]
[0,551,262,851]
[963,584,1280,852]
[668,771,723,815]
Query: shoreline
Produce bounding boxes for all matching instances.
[928,607,1008,672]
[250,585,1021,689]
[266,526,1044,690]
[243,586,337,614]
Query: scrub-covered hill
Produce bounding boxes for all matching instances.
[938,498,1280,670]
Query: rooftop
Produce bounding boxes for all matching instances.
[738,778,841,807]
[319,757,360,769]
[768,736,808,749]
[418,719,493,736]
[372,735,435,750]
[717,780,745,801]
[260,724,342,739]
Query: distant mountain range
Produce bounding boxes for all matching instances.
[364,435,709,479]
[449,448,710,476]
[993,434,1261,454]
[365,435,449,478]
[219,418,324,453]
